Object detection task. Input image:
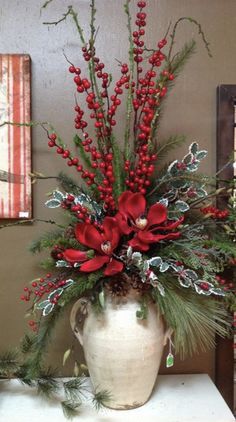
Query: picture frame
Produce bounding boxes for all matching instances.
[0,54,31,219]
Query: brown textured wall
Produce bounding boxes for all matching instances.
[0,0,236,378]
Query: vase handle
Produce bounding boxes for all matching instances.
[163,327,173,346]
[70,298,90,347]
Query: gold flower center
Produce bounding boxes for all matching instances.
[101,241,112,254]
[135,216,148,230]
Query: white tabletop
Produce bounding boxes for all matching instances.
[0,374,235,422]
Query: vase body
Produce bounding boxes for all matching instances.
[70,290,168,410]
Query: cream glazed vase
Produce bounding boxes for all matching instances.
[70,289,171,410]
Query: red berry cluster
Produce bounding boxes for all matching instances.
[200,205,229,219]
[61,193,92,222]
[215,275,235,293]
[97,153,116,209]
[48,133,97,187]
[51,244,65,260]
[108,63,130,127]
[20,273,68,304]
[125,147,156,193]
[28,319,38,332]
[69,63,118,210]
[133,1,147,68]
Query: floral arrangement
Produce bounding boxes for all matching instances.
[11,0,235,410]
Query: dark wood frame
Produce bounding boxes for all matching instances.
[216,84,235,410]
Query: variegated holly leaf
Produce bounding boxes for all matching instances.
[196,150,207,160]
[158,198,169,208]
[56,260,71,268]
[183,269,198,281]
[183,153,193,165]
[159,262,169,272]
[175,200,190,212]
[195,187,207,197]
[210,287,225,296]
[37,300,51,310]
[168,160,179,175]
[45,198,61,208]
[190,142,198,155]
[43,302,55,316]
[187,163,199,172]
[64,279,74,288]
[194,281,213,295]
[178,275,192,288]
[53,190,65,202]
[48,288,64,301]
[148,257,162,267]
[170,262,184,272]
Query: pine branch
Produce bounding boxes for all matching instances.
[153,282,230,358]
[57,172,81,195]
[37,376,60,399]
[169,39,197,76]
[61,400,81,419]
[20,333,37,354]
[73,134,93,170]
[151,40,196,142]
[0,350,20,377]
[92,389,112,410]
[155,135,186,163]
[28,229,63,254]
[63,378,86,401]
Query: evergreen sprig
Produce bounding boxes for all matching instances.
[0,350,20,377]
[61,400,81,419]
[92,389,112,411]
[153,281,230,358]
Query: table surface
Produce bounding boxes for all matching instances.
[0,374,235,422]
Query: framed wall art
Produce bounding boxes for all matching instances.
[0,54,31,219]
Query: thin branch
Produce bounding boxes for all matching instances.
[124,0,135,160]
[0,219,65,230]
[0,120,49,129]
[168,17,212,61]
[41,0,54,10]
[43,7,72,26]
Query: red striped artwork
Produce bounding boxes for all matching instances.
[0,54,31,219]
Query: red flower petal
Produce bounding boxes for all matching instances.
[103,258,124,276]
[137,230,155,243]
[164,217,184,230]
[63,249,88,264]
[102,217,121,250]
[126,192,146,221]
[128,236,150,251]
[147,203,167,228]
[75,223,102,252]
[139,231,181,243]
[80,255,109,272]
[118,191,146,221]
[118,191,133,214]
[150,216,184,232]
[115,212,133,235]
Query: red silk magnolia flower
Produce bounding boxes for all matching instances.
[116,191,183,251]
[63,217,123,276]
